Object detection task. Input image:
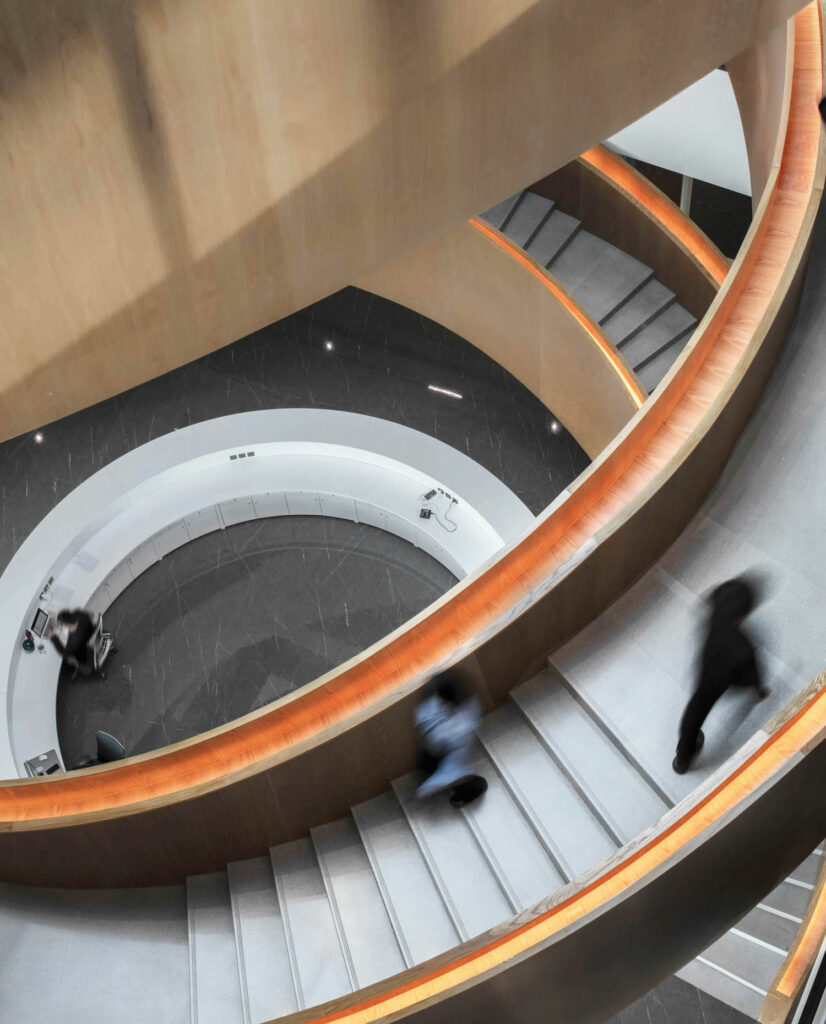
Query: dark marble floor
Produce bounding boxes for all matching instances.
[0,286,588,580]
[57,516,456,766]
[606,974,754,1024]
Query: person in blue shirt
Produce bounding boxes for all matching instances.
[414,669,488,806]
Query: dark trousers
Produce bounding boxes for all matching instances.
[676,688,717,765]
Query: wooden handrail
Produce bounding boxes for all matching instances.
[761,851,826,1023]
[0,4,818,841]
[271,670,826,1024]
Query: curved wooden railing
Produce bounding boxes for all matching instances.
[762,849,826,1023]
[0,4,820,892]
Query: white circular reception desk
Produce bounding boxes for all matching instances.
[0,410,533,778]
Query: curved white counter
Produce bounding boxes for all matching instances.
[0,410,533,779]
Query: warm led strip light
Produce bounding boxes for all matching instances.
[296,680,826,1024]
[469,216,647,409]
[580,146,730,287]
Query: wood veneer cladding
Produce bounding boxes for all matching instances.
[531,151,725,321]
[730,21,795,211]
[358,218,642,459]
[0,0,819,892]
[0,0,808,442]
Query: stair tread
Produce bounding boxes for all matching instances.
[550,631,696,805]
[188,872,244,1024]
[462,745,566,909]
[620,302,696,370]
[270,837,352,1009]
[311,817,407,987]
[392,773,513,940]
[677,956,766,1018]
[525,209,581,265]
[227,857,298,1024]
[603,278,676,344]
[352,791,459,964]
[549,231,652,321]
[738,904,799,953]
[762,878,812,919]
[478,703,617,879]
[502,192,554,247]
[513,671,669,841]
[703,928,785,993]
[788,850,822,887]
[481,191,523,230]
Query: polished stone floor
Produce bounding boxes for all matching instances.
[0,287,588,580]
[27,287,588,761]
[57,516,456,766]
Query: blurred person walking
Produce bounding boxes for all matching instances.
[673,575,769,774]
[415,669,488,807]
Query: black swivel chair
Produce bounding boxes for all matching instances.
[73,730,127,769]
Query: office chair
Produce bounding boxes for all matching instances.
[87,615,115,678]
[72,730,127,770]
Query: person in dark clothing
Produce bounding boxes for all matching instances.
[415,670,488,807]
[673,576,769,774]
[47,609,96,675]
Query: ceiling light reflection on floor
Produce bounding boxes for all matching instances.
[324,340,334,351]
[33,432,44,444]
[428,384,463,399]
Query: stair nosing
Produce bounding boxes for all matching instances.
[476,729,575,882]
[551,665,677,808]
[542,219,583,268]
[459,798,522,915]
[390,780,470,942]
[597,268,655,325]
[729,926,788,958]
[512,697,626,847]
[613,293,677,348]
[311,832,362,992]
[694,955,769,997]
[350,806,416,969]
[268,850,306,1011]
[499,189,527,233]
[227,867,254,1024]
[632,319,696,373]
[187,878,199,1024]
[521,198,556,250]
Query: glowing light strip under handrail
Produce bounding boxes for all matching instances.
[469,216,647,408]
[581,145,730,286]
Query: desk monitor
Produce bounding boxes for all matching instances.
[31,608,49,637]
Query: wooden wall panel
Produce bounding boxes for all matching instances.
[729,21,795,210]
[358,220,641,458]
[530,155,724,321]
[0,0,807,441]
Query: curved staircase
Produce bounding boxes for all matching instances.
[482,189,700,392]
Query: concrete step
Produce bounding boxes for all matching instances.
[739,903,801,953]
[461,745,566,910]
[187,872,244,1024]
[478,703,617,880]
[525,209,581,266]
[757,878,812,925]
[481,191,524,231]
[513,669,670,843]
[548,230,653,322]
[788,850,822,887]
[501,191,555,248]
[703,927,786,995]
[550,627,695,806]
[270,838,353,1009]
[392,773,513,940]
[677,955,766,1019]
[619,302,696,372]
[311,816,407,986]
[227,857,298,1024]
[351,790,459,964]
[602,278,676,345]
